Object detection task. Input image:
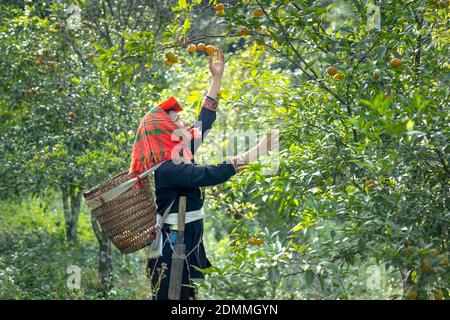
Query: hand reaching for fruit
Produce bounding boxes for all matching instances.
[230,131,280,172]
[208,47,225,78]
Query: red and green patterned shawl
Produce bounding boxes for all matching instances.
[129,106,181,175]
[129,96,202,175]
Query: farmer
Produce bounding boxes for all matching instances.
[129,48,278,300]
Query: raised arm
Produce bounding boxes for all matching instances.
[191,48,225,155]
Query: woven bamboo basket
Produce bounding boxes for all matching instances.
[83,170,157,254]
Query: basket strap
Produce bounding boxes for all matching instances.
[148,199,175,260]
[85,161,165,210]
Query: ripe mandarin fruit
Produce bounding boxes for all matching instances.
[178,35,187,44]
[326,66,337,76]
[421,259,431,272]
[216,9,225,17]
[389,58,403,69]
[333,73,343,81]
[198,43,206,52]
[187,44,197,53]
[215,3,225,11]
[430,248,440,256]
[252,8,264,17]
[205,45,216,55]
[165,52,177,63]
[164,60,173,67]
[237,27,249,36]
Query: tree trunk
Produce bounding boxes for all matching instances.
[61,184,74,240]
[60,183,82,241]
[69,188,82,240]
[99,237,113,291]
[91,213,113,292]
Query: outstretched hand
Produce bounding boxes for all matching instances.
[208,48,225,78]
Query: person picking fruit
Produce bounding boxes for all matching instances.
[129,47,279,300]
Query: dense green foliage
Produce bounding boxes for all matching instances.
[1,0,449,299]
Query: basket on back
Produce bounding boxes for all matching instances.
[83,169,158,254]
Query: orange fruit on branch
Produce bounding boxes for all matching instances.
[165,51,177,63]
[187,44,197,53]
[421,259,431,272]
[326,66,337,76]
[164,60,174,67]
[255,239,264,246]
[430,248,440,256]
[178,35,187,44]
[216,9,225,17]
[252,8,264,17]
[389,58,403,69]
[215,3,225,11]
[205,45,216,55]
[237,27,249,36]
[198,43,206,52]
[333,73,343,81]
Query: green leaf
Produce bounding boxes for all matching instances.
[406,119,414,131]
[182,18,191,34]
[178,0,188,10]
[290,222,303,233]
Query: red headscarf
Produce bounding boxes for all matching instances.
[129,97,194,175]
